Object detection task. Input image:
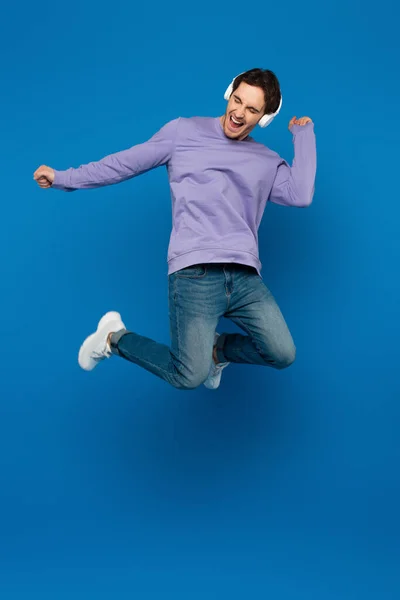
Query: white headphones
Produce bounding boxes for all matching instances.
[224,73,283,128]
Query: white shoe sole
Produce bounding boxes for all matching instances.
[203,332,230,389]
[78,311,125,371]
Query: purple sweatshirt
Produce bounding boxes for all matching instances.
[52,117,316,276]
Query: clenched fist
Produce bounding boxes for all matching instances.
[288,116,313,131]
[33,165,55,188]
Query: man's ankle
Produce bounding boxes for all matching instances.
[107,332,114,348]
[213,344,218,365]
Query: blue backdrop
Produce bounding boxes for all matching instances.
[1,0,399,598]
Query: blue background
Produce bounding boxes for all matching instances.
[1,0,399,597]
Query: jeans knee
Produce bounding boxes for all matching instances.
[172,366,210,390]
[275,344,296,369]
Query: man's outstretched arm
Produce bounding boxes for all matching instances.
[33,118,180,192]
[268,116,317,208]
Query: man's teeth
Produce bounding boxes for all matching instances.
[231,116,242,125]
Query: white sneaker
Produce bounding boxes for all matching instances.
[78,311,126,371]
[203,333,230,389]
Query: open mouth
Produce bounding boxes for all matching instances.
[229,115,244,130]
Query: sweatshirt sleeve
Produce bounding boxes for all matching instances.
[51,118,180,192]
[268,122,317,207]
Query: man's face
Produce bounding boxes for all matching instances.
[220,81,266,141]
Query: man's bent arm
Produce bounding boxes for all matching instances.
[268,122,317,208]
[51,119,180,192]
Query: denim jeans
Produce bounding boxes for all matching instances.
[110,263,296,390]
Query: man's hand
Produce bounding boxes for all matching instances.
[33,165,55,188]
[288,116,313,131]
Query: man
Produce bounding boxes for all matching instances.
[33,68,316,391]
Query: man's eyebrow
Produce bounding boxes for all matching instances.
[233,94,261,112]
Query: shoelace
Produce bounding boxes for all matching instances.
[210,361,228,376]
[91,345,112,362]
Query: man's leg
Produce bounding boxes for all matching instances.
[110,264,221,390]
[215,266,296,369]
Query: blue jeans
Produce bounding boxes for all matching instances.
[110,263,296,390]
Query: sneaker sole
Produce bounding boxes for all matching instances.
[78,311,124,371]
[203,332,228,389]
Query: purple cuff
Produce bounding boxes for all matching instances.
[290,122,314,135]
[51,169,75,191]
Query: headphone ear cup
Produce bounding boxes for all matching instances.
[259,95,283,127]
[224,83,233,101]
[258,114,271,128]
